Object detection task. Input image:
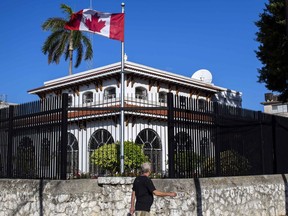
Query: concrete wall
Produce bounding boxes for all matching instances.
[0,174,287,216]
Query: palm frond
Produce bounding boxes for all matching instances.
[42,31,69,65]
[53,32,70,61]
[42,18,66,31]
[41,4,94,73]
[42,30,65,54]
[81,34,93,60]
[47,42,59,64]
[60,4,74,18]
[64,44,70,61]
[72,31,82,47]
[75,43,83,68]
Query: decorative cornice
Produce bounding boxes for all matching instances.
[28,61,228,95]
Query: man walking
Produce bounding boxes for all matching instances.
[129,162,177,216]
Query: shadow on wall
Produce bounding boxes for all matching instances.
[194,178,203,216]
[282,174,288,215]
[39,179,44,216]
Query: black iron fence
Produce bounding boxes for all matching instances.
[65,93,168,178]
[0,93,288,179]
[167,93,288,178]
[0,95,68,179]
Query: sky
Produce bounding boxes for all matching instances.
[0,0,269,111]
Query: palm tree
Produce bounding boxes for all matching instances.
[42,4,93,75]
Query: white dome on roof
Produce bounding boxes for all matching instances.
[191,69,213,84]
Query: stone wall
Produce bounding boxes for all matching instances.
[0,174,287,216]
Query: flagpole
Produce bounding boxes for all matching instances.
[120,2,125,174]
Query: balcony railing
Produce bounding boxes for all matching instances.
[135,94,147,100]
[104,94,116,100]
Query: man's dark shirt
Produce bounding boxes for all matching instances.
[132,175,156,212]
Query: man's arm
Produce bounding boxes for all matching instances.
[153,190,177,197]
[130,191,136,214]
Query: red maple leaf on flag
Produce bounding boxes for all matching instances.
[85,13,106,33]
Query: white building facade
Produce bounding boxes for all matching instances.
[28,61,242,176]
[262,93,288,117]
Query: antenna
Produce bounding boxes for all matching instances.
[191,69,213,84]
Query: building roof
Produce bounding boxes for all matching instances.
[28,61,229,95]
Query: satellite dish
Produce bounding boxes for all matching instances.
[191,69,213,84]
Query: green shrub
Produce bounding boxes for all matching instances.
[90,141,149,175]
[202,150,251,176]
[174,151,202,172]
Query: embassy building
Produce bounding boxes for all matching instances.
[27,61,242,176]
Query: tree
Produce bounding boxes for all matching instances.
[42,4,93,75]
[90,141,149,175]
[255,0,288,101]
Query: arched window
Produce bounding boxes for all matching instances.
[88,129,115,175]
[17,137,35,178]
[67,133,79,176]
[174,132,193,152]
[104,87,116,100]
[158,91,167,103]
[174,132,195,177]
[82,91,93,104]
[135,129,162,174]
[135,87,147,100]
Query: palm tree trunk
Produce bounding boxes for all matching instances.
[68,32,73,75]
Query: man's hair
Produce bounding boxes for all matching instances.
[141,162,151,174]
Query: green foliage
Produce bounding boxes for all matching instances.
[123,141,149,171]
[203,150,251,176]
[174,151,202,171]
[90,141,149,175]
[173,151,203,177]
[255,0,288,101]
[42,4,93,74]
[91,143,119,173]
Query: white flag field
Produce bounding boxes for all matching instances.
[65,9,124,41]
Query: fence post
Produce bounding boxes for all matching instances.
[60,93,68,180]
[167,93,175,178]
[272,115,277,174]
[7,105,14,178]
[258,111,265,174]
[213,102,221,176]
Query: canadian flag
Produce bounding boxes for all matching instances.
[65,9,124,42]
